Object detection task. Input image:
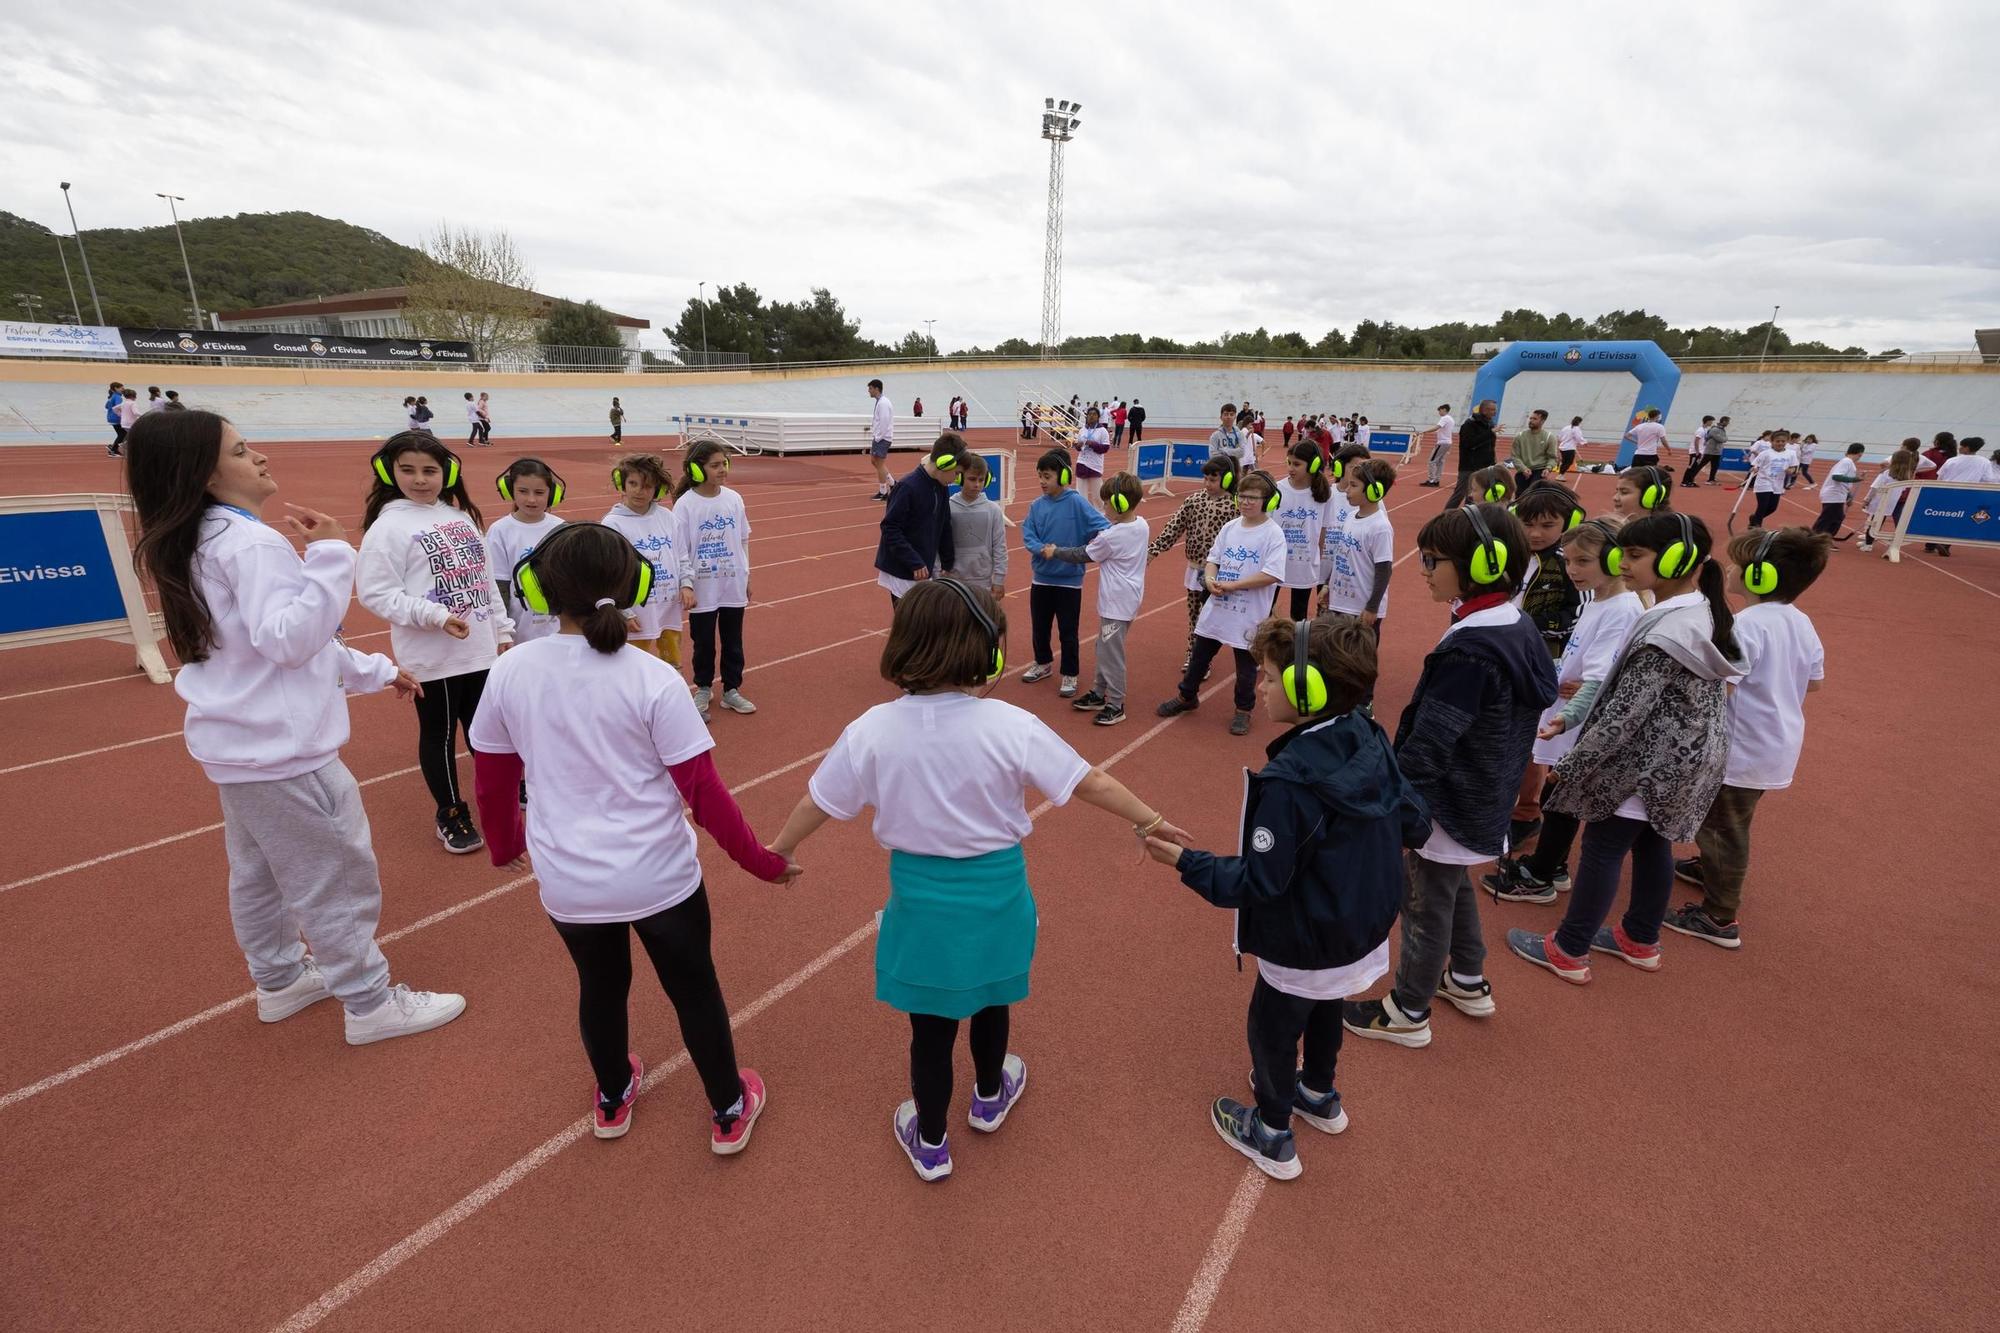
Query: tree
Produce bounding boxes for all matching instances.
[400,223,542,362]
[540,299,626,367]
[773,288,876,361]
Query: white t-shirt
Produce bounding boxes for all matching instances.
[116,398,138,428]
[871,395,894,442]
[807,693,1091,857]
[1320,506,1393,618]
[1195,517,1288,649]
[1533,590,1644,766]
[1863,471,1900,517]
[1418,603,1525,863]
[1259,940,1389,1001]
[1075,425,1112,475]
[1435,414,1455,447]
[1723,601,1824,790]
[1938,454,1988,483]
[1558,424,1586,454]
[675,487,751,612]
[1085,517,1149,621]
[1273,480,1330,588]
[601,501,686,639]
[468,636,714,922]
[1627,421,1668,456]
[1753,446,1799,494]
[485,512,568,643]
[465,399,481,424]
[1819,457,1862,505]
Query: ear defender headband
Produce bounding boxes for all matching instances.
[934,577,1005,683]
[512,523,652,617]
[1638,467,1669,511]
[1655,511,1703,581]
[1463,506,1510,586]
[373,445,460,491]
[1110,490,1133,514]
[1483,479,1510,503]
[1282,619,1329,715]
[612,465,669,499]
[495,460,566,507]
[1573,518,1624,577]
[1742,528,1781,595]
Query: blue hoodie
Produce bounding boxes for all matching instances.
[1021,489,1109,588]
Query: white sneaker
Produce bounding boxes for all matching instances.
[1021,664,1053,684]
[692,685,712,721]
[256,956,332,1023]
[719,688,757,714]
[1058,676,1079,698]
[344,984,467,1046]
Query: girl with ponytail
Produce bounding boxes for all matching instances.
[469,521,797,1151]
[1508,511,1744,986]
[673,439,757,719]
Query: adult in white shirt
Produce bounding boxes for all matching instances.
[866,377,895,500]
[1425,404,1455,486]
[1623,408,1668,470]
[1556,416,1586,476]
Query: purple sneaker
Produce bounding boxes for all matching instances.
[893,1100,953,1181]
[967,1054,1028,1133]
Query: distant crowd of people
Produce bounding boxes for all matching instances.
[103,382,184,456]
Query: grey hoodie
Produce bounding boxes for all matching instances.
[945,490,1009,588]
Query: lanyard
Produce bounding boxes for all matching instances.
[215,504,260,523]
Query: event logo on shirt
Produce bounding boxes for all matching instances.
[628,531,673,597]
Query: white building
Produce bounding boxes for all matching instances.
[215,286,649,358]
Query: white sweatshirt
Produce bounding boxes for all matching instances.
[177,508,399,784]
[356,498,513,681]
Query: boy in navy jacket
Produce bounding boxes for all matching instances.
[1146,616,1430,1179]
[874,436,963,604]
[1019,447,1110,695]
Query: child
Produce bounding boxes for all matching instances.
[1148,453,1241,668]
[1039,473,1148,725]
[1143,617,1430,1180]
[469,522,793,1149]
[875,435,961,601]
[1424,403,1454,486]
[1812,443,1866,538]
[1507,481,1588,843]
[1275,440,1334,619]
[674,440,756,719]
[1318,459,1396,635]
[944,454,1009,598]
[413,396,435,434]
[1666,528,1828,948]
[1470,464,1517,507]
[1795,434,1820,485]
[358,432,514,854]
[477,392,493,446]
[463,392,483,449]
[1857,449,1918,552]
[1624,408,1667,471]
[768,580,1183,1180]
[608,396,625,443]
[127,410,467,1046]
[1508,512,1743,983]
[1020,447,1111,697]
[1156,470,1288,736]
[1210,403,1246,468]
[105,380,126,456]
[488,458,569,645]
[1482,518,1645,903]
[1610,465,1672,518]
[115,387,140,453]
[1074,406,1113,510]
[602,452,696,675]
[1748,433,1799,528]
[1343,504,1556,1047]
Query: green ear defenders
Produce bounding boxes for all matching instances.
[512,522,652,617]
[1742,527,1781,595]
[1263,487,1282,513]
[611,465,669,499]
[1282,619,1329,715]
[1464,505,1510,586]
[1363,475,1387,503]
[934,577,1005,682]
[495,459,566,507]
[1573,518,1623,578]
[1215,466,1238,494]
[1484,480,1510,503]
[1655,511,1703,581]
[1637,466,1669,511]
[373,444,460,491]
[1303,451,1323,474]
[1110,490,1133,514]
[687,455,708,485]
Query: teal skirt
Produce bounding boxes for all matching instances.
[877,844,1036,1019]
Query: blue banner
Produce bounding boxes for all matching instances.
[1366,430,1413,455]
[1901,484,2000,542]
[1134,443,1168,481]
[976,451,1006,503]
[0,510,126,634]
[1169,442,1212,479]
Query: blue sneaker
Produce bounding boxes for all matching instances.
[1248,1069,1348,1135]
[968,1054,1027,1133]
[1209,1097,1301,1180]
[893,1100,952,1181]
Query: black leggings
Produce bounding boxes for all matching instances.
[1683,454,1721,486]
[1247,975,1343,1131]
[688,606,746,690]
[1181,635,1258,711]
[1559,449,1576,474]
[909,1006,1009,1143]
[1812,502,1845,535]
[1749,492,1782,528]
[1030,583,1084,675]
[412,668,487,817]
[1524,774,1582,878]
[549,887,742,1115]
[1287,587,1314,619]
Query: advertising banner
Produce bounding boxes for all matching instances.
[1364,429,1413,455]
[1900,483,2000,543]
[0,320,128,360]
[117,328,473,363]
[0,508,128,634]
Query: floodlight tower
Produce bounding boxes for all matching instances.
[1038,98,1081,360]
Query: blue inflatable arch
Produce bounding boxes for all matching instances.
[1466,340,1682,469]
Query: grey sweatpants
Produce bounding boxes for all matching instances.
[1091,618,1131,707]
[216,759,391,1013]
[1426,440,1451,484]
[1390,850,1486,1016]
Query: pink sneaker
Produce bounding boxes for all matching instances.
[711,1068,766,1156]
[1590,923,1663,971]
[593,1054,644,1139]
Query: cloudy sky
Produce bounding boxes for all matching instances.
[3,0,1996,353]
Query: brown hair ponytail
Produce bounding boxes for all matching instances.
[127,409,230,663]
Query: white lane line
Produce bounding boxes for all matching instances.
[1169,1167,1268,1333]
[0,730,184,776]
[0,671,173,704]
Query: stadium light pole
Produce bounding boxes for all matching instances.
[1038,97,1082,360]
[923,318,937,361]
[697,281,710,363]
[54,235,82,323]
[58,182,104,325]
[157,193,204,328]
[14,292,45,321]
[1758,304,1779,369]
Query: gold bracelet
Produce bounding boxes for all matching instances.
[1135,813,1165,837]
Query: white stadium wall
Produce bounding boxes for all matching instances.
[2,358,1994,453]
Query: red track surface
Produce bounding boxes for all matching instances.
[2,431,1995,1332]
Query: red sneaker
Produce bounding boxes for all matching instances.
[1590,923,1663,971]
[592,1054,644,1139]
[711,1068,766,1156]
[1507,927,1592,984]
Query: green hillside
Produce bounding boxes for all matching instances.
[0,210,428,327]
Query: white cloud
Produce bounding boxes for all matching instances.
[3,0,1995,352]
